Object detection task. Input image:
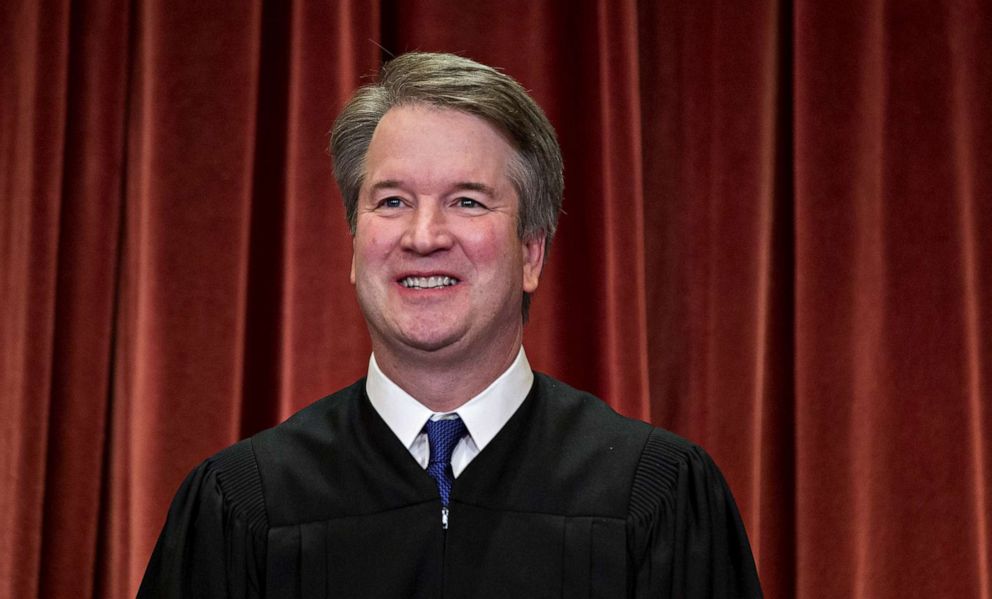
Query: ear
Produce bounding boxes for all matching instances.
[521,233,546,294]
[350,236,357,285]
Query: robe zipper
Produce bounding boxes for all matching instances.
[440,505,449,597]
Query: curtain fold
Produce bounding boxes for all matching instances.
[1,1,129,597]
[1,0,989,597]
[793,1,991,595]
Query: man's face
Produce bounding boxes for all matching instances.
[351,105,545,363]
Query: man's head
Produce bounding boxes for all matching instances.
[330,52,564,320]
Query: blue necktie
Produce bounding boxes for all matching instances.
[425,417,467,506]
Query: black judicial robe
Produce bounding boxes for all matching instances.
[138,374,762,598]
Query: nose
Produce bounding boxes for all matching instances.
[401,201,454,254]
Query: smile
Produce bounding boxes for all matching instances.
[399,276,460,289]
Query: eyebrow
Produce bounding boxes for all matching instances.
[368,180,497,197]
[369,180,403,192]
[451,182,497,197]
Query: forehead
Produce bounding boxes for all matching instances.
[363,105,516,190]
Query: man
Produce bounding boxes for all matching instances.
[139,52,762,598]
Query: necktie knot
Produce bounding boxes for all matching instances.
[424,417,467,506]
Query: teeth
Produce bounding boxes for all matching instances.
[401,276,459,289]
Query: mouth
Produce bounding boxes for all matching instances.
[398,275,460,289]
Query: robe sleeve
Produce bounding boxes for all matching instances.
[138,439,268,599]
[627,430,763,598]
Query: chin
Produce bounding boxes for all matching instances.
[385,319,467,353]
[398,330,465,353]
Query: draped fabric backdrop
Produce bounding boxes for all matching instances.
[2,1,989,597]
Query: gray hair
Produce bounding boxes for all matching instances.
[330,52,563,254]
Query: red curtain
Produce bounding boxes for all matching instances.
[2,1,989,597]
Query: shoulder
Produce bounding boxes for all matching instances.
[192,438,269,532]
[527,373,655,468]
[189,379,366,525]
[627,427,717,521]
[258,378,367,437]
[240,378,428,524]
[517,374,692,513]
[531,372,654,436]
[534,371,709,454]
[203,378,366,472]
[531,373,723,517]
[248,378,367,464]
[619,428,762,596]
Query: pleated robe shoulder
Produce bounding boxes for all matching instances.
[138,373,762,598]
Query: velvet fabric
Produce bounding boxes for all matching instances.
[1,1,989,597]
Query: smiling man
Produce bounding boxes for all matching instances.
[351,105,543,411]
[139,53,762,598]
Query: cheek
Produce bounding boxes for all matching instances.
[461,221,496,248]
[353,224,396,264]
[461,225,522,274]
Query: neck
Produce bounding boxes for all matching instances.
[372,336,522,413]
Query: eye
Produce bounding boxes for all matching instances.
[377,196,404,209]
[456,197,486,209]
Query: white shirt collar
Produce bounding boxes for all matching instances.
[366,347,534,452]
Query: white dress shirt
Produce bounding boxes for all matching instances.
[365,347,534,477]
